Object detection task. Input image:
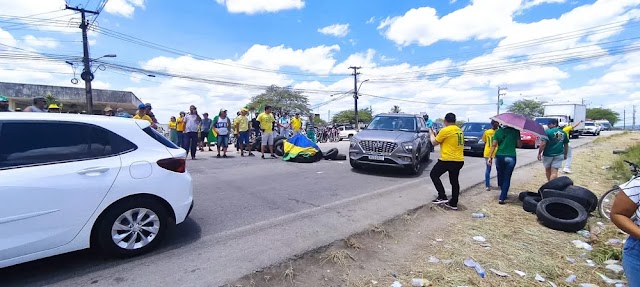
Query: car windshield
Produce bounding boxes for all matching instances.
[367,116,417,132]
[535,118,555,125]
[585,122,595,126]
[461,123,491,133]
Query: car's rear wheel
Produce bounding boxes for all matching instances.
[95,197,173,258]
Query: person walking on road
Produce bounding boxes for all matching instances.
[488,125,521,204]
[610,179,640,287]
[184,105,202,160]
[257,106,277,159]
[200,113,213,152]
[482,120,500,191]
[429,113,465,210]
[560,120,582,174]
[235,108,254,157]
[213,109,232,158]
[538,119,569,181]
[291,113,303,136]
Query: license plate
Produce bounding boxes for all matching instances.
[464,146,471,150]
[368,154,384,161]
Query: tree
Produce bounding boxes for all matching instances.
[455,120,466,127]
[435,118,444,123]
[332,108,373,125]
[390,105,402,113]
[507,99,545,118]
[247,85,311,115]
[45,93,62,108]
[587,107,620,125]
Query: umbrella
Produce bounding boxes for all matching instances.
[491,113,548,140]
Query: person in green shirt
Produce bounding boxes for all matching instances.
[488,125,522,204]
[538,118,569,182]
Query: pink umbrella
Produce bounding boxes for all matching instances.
[491,113,548,140]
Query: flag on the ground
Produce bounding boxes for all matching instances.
[283,134,322,163]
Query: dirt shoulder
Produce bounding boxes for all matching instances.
[230,132,638,287]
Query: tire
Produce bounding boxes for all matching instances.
[323,148,338,160]
[274,136,287,144]
[538,176,573,193]
[274,139,285,156]
[335,153,347,160]
[598,187,621,220]
[523,196,542,213]
[536,197,588,232]
[350,159,362,170]
[95,197,173,258]
[564,185,598,212]
[519,191,540,202]
[251,139,261,151]
[540,188,594,214]
[405,159,421,175]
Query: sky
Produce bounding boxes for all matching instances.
[0,0,639,125]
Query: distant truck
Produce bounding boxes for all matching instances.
[534,103,587,139]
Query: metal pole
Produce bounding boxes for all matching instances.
[66,5,98,114]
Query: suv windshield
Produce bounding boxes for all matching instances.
[367,116,417,132]
[461,123,491,133]
[585,122,595,126]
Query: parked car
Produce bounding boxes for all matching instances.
[460,122,493,156]
[0,113,194,268]
[583,121,601,136]
[520,131,541,149]
[594,120,612,131]
[338,125,357,140]
[349,113,432,174]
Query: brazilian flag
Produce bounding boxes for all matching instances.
[283,134,323,163]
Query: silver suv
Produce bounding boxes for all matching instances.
[349,113,432,174]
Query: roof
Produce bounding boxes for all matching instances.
[0,112,151,128]
[376,113,420,118]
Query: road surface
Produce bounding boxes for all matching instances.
[0,133,612,287]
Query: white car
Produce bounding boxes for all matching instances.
[338,126,358,140]
[0,113,194,268]
[583,121,602,136]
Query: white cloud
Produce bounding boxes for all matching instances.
[318,23,350,38]
[366,17,376,24]
[521,0,567,10]
[215,0,304,15]
[104,0,146,18]
[22,35,59,49]
[239,44,340,74]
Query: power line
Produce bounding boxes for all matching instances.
[360,93,495,106]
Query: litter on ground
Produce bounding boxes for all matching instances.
[571,240,593,250]
[489,268,509,277]
[535,274,546,282]
[472,236,486,242]
[514,270,526,277]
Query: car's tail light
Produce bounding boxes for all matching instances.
[157,158,186,173]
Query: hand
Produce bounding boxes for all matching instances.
[487,158,493,166]
[537,154,542,161]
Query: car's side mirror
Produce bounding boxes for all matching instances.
[419,128,430,133]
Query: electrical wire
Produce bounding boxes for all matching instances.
[360,93,495,106]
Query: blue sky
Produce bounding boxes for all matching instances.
[0,0,639,125]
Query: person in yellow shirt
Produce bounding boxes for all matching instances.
[256,105,277,159]
[560,120,582,174]
[428,113,464,210]
[133,104,156,129]
[176,111,186,148]
[169,116,178,146]
[291,113,303,136]
[482,120,500,191]
[235,108,254,157]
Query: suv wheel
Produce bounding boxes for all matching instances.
[95,197,173,258]
[350,159,362,170]
[406,159,421,175]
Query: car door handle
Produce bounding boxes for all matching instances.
[77,167,110,176]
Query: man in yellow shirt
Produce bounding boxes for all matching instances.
[133,104,156,129]
[560,120,582,174]
[257,105,277,159]
[176,111,186,149]
[482,120,500,191]
[291,113,303,136]
[428,113,464,210]
[235,108,255,157]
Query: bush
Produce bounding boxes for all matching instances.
[611,144,640,180]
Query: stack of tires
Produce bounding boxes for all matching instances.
[322,148,347,161]
[519,176,597,232]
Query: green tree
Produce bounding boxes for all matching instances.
[455,120,466,127]
[247,85,311,115]
[507,99,545,118]
[390,105,402,113]
[332,108,373,124]
[45,93,62,108]
[435,118,444,123]
[587,107,620,125]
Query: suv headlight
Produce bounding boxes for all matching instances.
[402,141,414,152]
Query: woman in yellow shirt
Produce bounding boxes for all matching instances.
[169,116,178,146]
[176,111,186,149]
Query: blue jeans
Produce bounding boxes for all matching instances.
[623,236,640,287]
[495,155,516,201]
[485,158,501,188]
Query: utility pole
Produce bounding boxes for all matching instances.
[624,108,626,130]
[66,5,99,114]
[349,66,361,129]
[497,86,508,115]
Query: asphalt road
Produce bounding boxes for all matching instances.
[0,132,613,287]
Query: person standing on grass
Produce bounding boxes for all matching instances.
[169,116,178,146]
[429,113,465,210]
[483,120,500,191]
[213,109,232,158]
[610,179,640,287]
[236,108,255,157]
[257,105,277,159]
[184,105,202,160]
[560,120,583,174]
[488,125,521,204]
[200,113,213,152]
[538,119,569,181]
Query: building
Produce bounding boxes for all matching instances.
[0,81,142,114]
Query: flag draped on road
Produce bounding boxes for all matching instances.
[283,134,323,163]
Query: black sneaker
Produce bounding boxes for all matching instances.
[499,200,506,205]
[443,202,458,210]
[271,154,277,158]
[432,198,448,204]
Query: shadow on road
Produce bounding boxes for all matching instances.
[0,218,202,287]
[350,159,433,178]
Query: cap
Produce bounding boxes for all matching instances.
[145,103,152,108]
[220,108,227,113]
[0,95,8,102]
[104,106,113,112]
[48,104,60,109]
[138,103,146,109]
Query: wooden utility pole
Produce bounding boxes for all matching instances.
[66,5,99,114]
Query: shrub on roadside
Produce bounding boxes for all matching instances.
[611,144,640,180]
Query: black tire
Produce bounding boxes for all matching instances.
[274,139,285,156]
[94,197,173,258]
[350,159,362,169]
[519,191,540,202]
[523,196,542,213]
[540,188,594,214]
[538,176,573,193]
[323,148,339,160]
[251,138,262,151]
[564,185,598,212]
[335,153,347,161]
[274,136,287,144]
[536,197,588,232]
[405,159,421,175]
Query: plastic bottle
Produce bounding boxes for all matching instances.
[474,263,486,278]
[411,278,431,286]
[565,275,577,283]
[471,213,486,218]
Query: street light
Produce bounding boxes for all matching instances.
[91,54,117,62]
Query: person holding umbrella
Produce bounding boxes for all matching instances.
[487,123,522,204]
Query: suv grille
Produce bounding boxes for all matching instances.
[360,140,398,154]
